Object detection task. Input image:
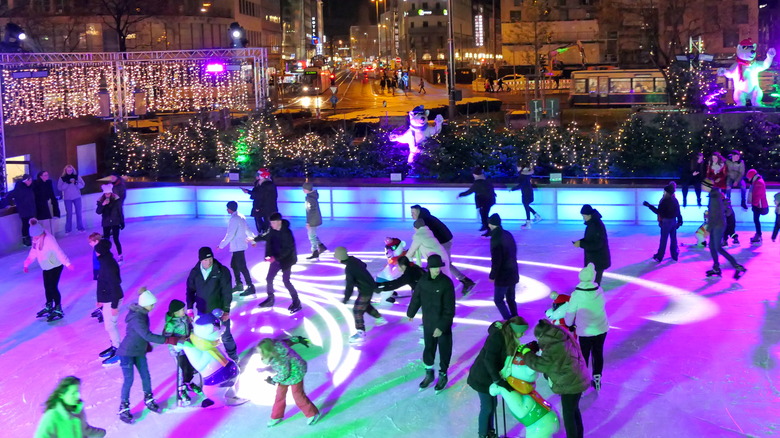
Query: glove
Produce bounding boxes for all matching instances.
[265,376,276,385]
[495,380,513,392]
[642,201,651,207]
[119,223,125,230]
[525,340,540,353]
[290,336,311,348]
[677,221,683,229]
[342,297,349,304]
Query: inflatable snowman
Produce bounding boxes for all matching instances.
[178,311,248,408]
[489,346,560,438]
[389,105,444,163]
[375,237,407,304]
[718,38,776,107]
[545,291,571,327]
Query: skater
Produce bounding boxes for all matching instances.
[418,77,426,94]
[23,219,73,322]
[256,336,320,427]
[407,254,456,392]
[772,193,780,242]
[8,174,36,246]
[94,239,124,365]
[96,183,124,264]
[57,164,86,234]
[488,214,519,320]
[457,166,497,237]
[746,169,768,244]
[303,182,328,260]
[218,200,255,296]
[564,263,609,391]
[511,160,542,228]
[242,168,278,235]
[573,204,611,286]
[376,255,425,296]
[701,179,746,279]
[253,212,302,313]
[35,376,106,438]
[725,150,748,210]
[32,170,60,234]
[520,319,590,438]
[185,247,239,362]
[642,182,683,262]
[467,316,530,438]
[693,211,709,248]
[163,299,199,407]
[334,246,387,344]
[410,204,476,295]
[107,172,127,234]
[680,152,704,208]
[407,219,452,278]
[722,197,738,246]
[87,232,106,324]
[706,151,728,190]
[117,288,184,423]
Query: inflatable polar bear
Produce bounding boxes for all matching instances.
[718,38,776,107]
[389,105,444,163]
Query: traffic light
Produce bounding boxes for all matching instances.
[329,73,336,81]
[538,54,547,67]
[228,22,247,48]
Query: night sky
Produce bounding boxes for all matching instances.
[324,0,372,37]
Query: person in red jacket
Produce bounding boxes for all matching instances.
[746,169,769,243]
[705,151,728,190]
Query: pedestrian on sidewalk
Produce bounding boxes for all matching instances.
[218,201,255,296]
[253,212,302,313]
[24,219,73,322]
[303,182,327,260]
[418,77,426,94]
[410,204,476,295]
[701,178,746,279]
[242,168,278,235]
[488,214,519,320]
[510,160,542,229]
[496,77,504,92]
[642,182,683,262]
[334,246,387,344]
[746,168,769,244]
[457,166,497,237]
[57,164,86,234]
[573,204,611,286]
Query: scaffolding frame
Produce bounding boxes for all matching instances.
[0,48,268,196]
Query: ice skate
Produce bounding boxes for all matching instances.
[177,385,192,407]
[258,295,275,308]
[267,418,282,427]
[705,267,722,277]
[186,382,203,395]
[144,393,162,413]
[36,303,52,318]
[318,243,328,253]
[734,265,747,280]
[521,220,531,229]
[231,283,245,292]
[592,374,602,391]
[118,401,133,424]
[348,330,366,344]
[533,213,542,223]
[651,254,662,263]
[750,234,762,244]
[419,368,435,390]
[732,235,740,245]
[46,305,64,322]
[434,372,448,393]
[461,278,476,297]
[98,346,116,358]
[225,395,249,406]
[239,286,256,298]
[374,316,388,327]
[90,307,103,319]
[306,250,320,260]
[102,350,120,366]
[307,413,321,425]
[288,301,302,314]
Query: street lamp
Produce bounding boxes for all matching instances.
[372,0,383,63]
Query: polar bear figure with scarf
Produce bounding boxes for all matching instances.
[389,105,444,163]
[718,38,776,107]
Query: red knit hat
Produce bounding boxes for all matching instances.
[550,291,571,304]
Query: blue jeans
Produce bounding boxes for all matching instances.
[493,283,518,320]
[709,226,738,269]
[655,218,679,260]
[307,225,322,252]
[64,198,84,232]
[120,355,152,402]
[477,391,497,436]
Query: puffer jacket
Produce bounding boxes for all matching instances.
[407,226,451,278]
[407,270,455,332]
[163,314,192,356]
[116,304,169,357]
[520,319,590,395]
[579,210,611,271]
[95,195,123,228]
[467,322,508,394]
[34,401,105,438]
[489,226,519,286]
[8,180,36,218]
[459,178,497,209]
[305,190,323,227]
[748,175,768,209]
[416,206,453,244]
[267,340,307,386]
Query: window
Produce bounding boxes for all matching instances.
[438,21,443,27]
[654,78,667,93]
[723,29,739,48]
[423,21,429,27]
[633,78,653,93]
[411,22,414,28]
[558,0,567,5]
[509,11,521,22]
[733,5,748,25]
[514,0,523,6]
[609,78,631,94]
[574,79,587,93]
[423,2,429,9]
[559,8,568,20]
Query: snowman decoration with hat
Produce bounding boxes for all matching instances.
[718,38,776,107]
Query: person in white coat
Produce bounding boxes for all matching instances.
[407,219,451,278]
[218,201,255,296]
[564,263,609,391]
[57,164,86,234]
[24,219,74,322]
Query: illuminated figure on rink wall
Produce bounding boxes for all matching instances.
[718,38,776,107]
[389,105,444,163]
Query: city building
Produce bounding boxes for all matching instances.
[350,24,379,63]
[281,0,324,68]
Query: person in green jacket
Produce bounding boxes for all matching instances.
[520,319,590,438]
[35,376,105,438]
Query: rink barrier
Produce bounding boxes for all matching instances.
[0,185,774,256]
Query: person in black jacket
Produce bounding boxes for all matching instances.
[467,316,530,438]
[242,168,278,235]
[96,184,125,263]
[407,254,455,392]
[488,214,519,320]
[253,212,301,313]
[334,246,387,344]
[573,205,611,286]
[680,152,704,208]
[8,174,36,246]
[376,256,425,295]
[642,182,683,262]
[457,166,497,237]
[32,170,60,231]
[702,179,746,279]
[411,204,476,294]
[116,288,182,423]
[95,239,124,365]
[185,246,238,362]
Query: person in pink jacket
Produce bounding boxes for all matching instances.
[23,219,74,322]
[746,169,769,243]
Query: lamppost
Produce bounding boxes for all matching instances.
[372,0,384,63]
[446,0,456,120]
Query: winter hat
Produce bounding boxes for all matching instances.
[413,218,426,229]
[488,213,502,226]
[101,183,114,194]
[580,204,594,215]
[578,263,598,288]
[95,239,112,255]
[257,168,271,179]
[746,169,758,182]
[226,200,238,211]
[302,182,314,191]
[29,222,45,236]
[664,181,676,194]
[334,246,349,261]
[167,299,185,316]
[774,192,780,203]
[427,254,445,268]
[550,291,571,304]
[198,246,214,261]
[138,288,157,307]
[21,173,32,182]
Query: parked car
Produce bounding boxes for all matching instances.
[500,74,526,90]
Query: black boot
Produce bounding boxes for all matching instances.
[47,305,64,322]
[706,267,722,277]
[434,372,448,392]
[288,301,302,314]
[306,250,320,260]
[461,278,476,296]
[318,243,328,253]
[419,368,435,390]
[734,265,747,280]
[258,295,275,308]
[144,392,161,413]
[36,303,53,318]
[232,283,245,292]
[118,401,133,424]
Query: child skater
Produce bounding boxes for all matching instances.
[256,336,320,427]
[35,376,106,438]
[303,182,328,260]
[94,239,124,366]
[88,232,105,324]
[693,210,709,248]
[163,299,200,407]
